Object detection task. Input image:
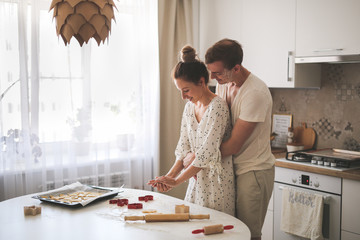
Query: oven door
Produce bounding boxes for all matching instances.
[273,182,341,240]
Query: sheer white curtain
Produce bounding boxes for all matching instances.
[0,0,159,201]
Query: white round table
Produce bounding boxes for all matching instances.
[0,188,250,240]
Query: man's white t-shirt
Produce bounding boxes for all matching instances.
[217,73,275,176]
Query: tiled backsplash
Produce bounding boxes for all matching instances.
[270,63,360,150]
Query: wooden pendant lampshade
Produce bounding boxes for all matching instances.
[49,0,117,46]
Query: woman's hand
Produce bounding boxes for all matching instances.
[183,152,195,169]
[154,182,173,192]
[153,175,178,187]
[147,177,173,192]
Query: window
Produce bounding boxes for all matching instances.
[0,0,159,200]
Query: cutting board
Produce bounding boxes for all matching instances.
[292,122,316,150]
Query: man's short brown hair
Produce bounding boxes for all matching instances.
[205,38,243,69]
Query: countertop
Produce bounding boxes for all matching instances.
[0,188,250,240]
[272,149,360,181]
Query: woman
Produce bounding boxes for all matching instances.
[148,46,235,215]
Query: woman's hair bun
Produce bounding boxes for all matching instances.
[181,45,197,63]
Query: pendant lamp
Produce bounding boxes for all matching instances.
[49,0,117,46]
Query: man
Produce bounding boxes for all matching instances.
[202,38,275,240]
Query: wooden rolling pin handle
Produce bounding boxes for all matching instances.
[189,214,210,220]
[124,216,145,221]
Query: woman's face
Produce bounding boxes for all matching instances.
[174,78,204,103]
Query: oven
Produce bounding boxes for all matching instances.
[273,167,342,240]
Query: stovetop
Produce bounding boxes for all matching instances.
[282,148,360,171]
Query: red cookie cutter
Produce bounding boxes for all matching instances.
[109,198,129,206]
[145,195,153,200]
[128,203,143,209]
[138,195,154,202]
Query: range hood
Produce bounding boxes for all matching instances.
[295,54,360,64]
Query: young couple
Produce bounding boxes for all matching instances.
[148,39,275,240]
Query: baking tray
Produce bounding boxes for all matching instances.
[32,182,122,207]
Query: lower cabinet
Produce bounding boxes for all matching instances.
[262,192,274,240]
[342,179,360,239]
[342,230,360,240]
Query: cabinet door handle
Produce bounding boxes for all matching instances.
[313,48,344,53]
[287,51,293,82]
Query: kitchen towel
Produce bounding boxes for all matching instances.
[280,187,324,240]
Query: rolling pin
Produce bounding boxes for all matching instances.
[192,224,234,235]
[124,213,210,222]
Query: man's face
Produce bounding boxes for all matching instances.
[207,61,233,85]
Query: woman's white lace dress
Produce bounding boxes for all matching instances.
[175,96,235,216]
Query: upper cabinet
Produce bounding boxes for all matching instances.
[241,0,298,88]
[235,0,320,88]
[197,0,360,88]
[296,0,360,57]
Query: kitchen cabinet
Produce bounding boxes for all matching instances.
[241,0,296,88]
[262,192,274,240]
[240,0,321,88]
[296,0,360,57]
[197,0,360,88]
[198,0,320,88]
[342,231,360,240]
[342,179,360,239]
